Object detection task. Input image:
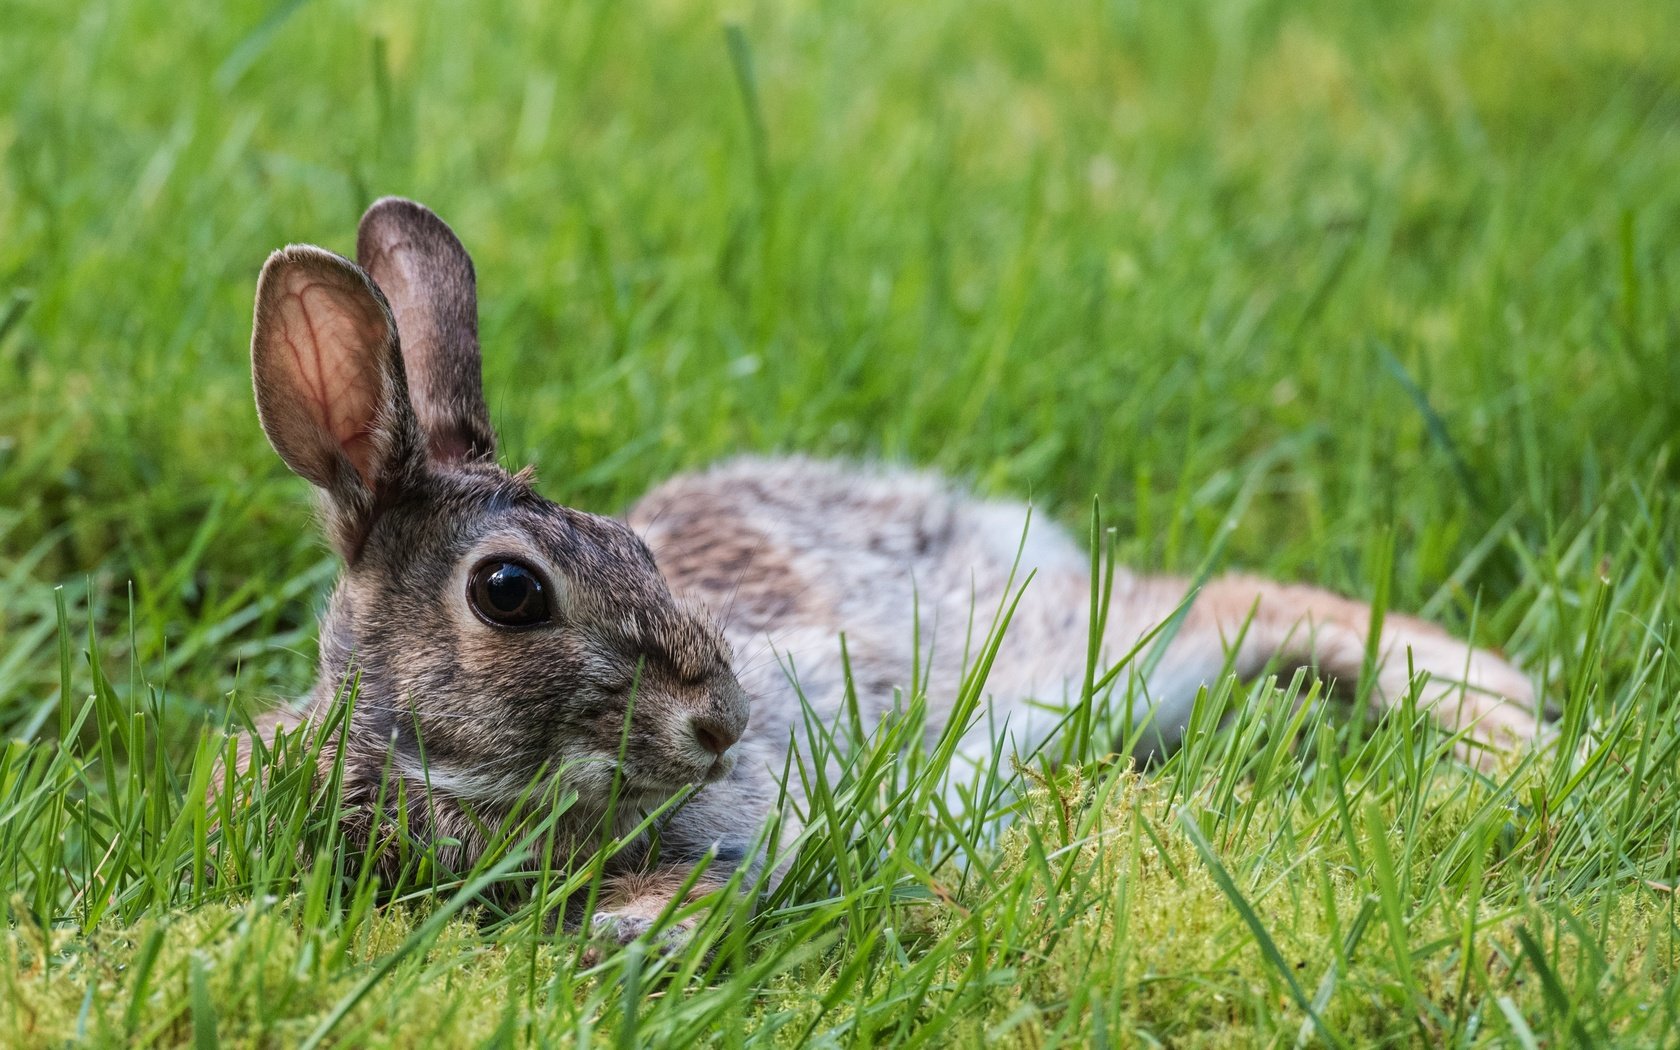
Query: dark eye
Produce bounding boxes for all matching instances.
[467,560,551,628]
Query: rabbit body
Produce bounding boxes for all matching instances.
[633,457,1537,799]
[244,198,1539,951]
[632,456,1095,769]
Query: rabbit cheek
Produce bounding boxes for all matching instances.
[387,637,553,794]
[586,689,697,791]
[619,688,744,790]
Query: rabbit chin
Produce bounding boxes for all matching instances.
[390,749,725,812]
[553,749,736,804]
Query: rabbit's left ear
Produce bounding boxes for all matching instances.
[250,244,426,558]
[356,197,496,465]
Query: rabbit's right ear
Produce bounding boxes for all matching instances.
[251,245,425,558]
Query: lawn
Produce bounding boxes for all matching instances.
[3,0,1679,1044]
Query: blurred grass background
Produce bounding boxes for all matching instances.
[3,0,1677,732]
[1,0,1678,1042]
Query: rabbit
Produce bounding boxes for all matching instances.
[245,197,1542,952]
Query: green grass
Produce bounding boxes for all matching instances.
[4,0,1680,1044]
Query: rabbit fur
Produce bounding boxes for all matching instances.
[246,197,1541,951]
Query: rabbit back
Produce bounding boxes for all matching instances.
[631,456,1542,775]
[629,456,1112,763]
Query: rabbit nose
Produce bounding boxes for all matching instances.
[688,712,741,757]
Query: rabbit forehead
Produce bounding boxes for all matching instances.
[357,470,724,674]
[469,499,671,610]
[437,487,722,656]
[469,520,724,674]
[381,466,658,592]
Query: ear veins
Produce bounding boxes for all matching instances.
[275,274,393,489]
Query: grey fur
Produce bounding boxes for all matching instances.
[247,198,1544,947]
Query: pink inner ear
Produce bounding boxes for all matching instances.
[272,270,393,488]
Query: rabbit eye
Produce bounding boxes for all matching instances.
[468,560,550,628]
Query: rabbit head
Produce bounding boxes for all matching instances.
[250,198,750,819]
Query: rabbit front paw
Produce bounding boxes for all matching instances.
[581,910,698,966]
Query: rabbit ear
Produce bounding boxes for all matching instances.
[251,245,425,556]
[355,197,496,465]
